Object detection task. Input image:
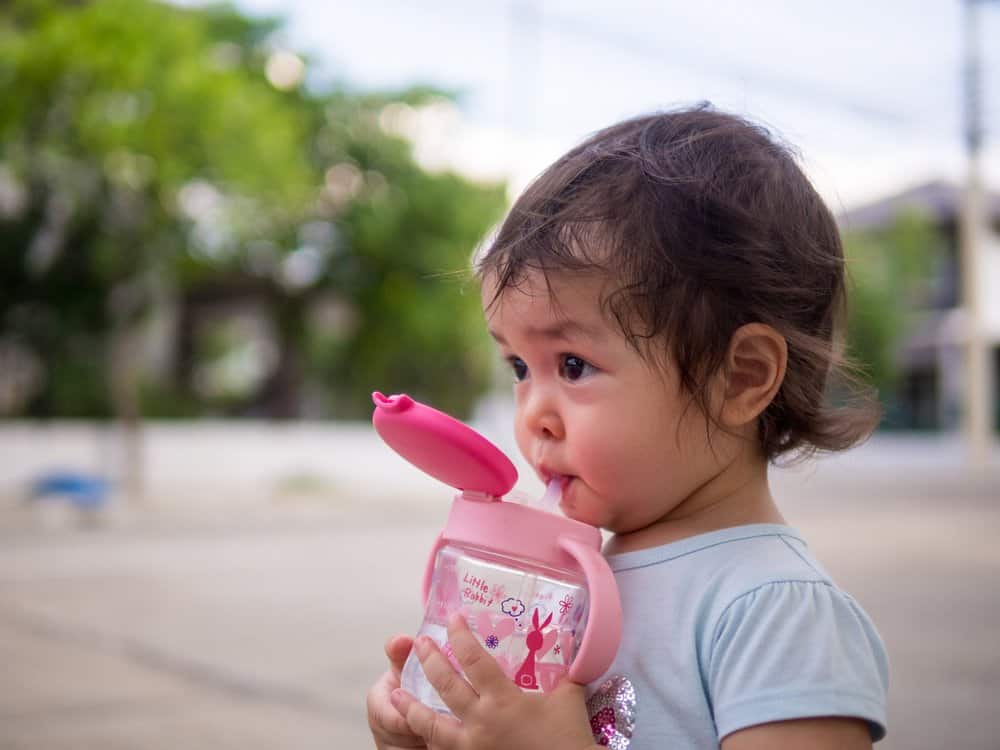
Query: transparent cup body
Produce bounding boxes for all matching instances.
[401,543,590,713]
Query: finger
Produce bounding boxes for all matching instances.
[367,671,422,744]
[548,677,591,719]
[385,634,414,677]
[392,688,462,749]
[445,613,518,696]
[413,635,479,717]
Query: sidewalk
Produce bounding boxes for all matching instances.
[0,505,438,749]
[1,433,998,749]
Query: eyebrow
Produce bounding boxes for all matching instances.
[488,319,604,345]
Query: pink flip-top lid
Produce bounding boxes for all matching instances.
[371,392,517,497]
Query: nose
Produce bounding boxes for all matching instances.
[518,383,565,442]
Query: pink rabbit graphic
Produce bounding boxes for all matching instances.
[514,609,554,690]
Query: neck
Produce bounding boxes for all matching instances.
[605,440,785,555]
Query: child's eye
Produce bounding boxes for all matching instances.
[560,355,596,381]
[507,356,528,382]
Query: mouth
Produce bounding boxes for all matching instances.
[535,462,579,510]
[553,480,579,518]
[538,467,568,486]
[538,470,574,503]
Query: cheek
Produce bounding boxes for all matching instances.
[568,420,631,485]
[574,413,679,491]
[513,416,532,463]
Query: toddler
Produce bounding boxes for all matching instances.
[367,105,889,749]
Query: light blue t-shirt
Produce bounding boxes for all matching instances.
[587,524,888,748]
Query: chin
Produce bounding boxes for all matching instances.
[557,484,601,527]
[560,503,603,529]
[557,499,583,522]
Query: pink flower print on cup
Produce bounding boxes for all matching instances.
[475,611,515,651]
[558,594,574,617]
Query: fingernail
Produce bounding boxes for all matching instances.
[390,688,406,708]
[447,612,466,629]
[414,636,431,657]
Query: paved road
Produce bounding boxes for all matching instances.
[1,456,997,749]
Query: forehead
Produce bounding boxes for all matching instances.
[481,269,614,339]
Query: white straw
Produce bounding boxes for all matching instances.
[538,477,563,512]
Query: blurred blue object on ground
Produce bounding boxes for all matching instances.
[28,472,111,510]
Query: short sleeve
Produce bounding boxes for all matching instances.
[707,580,889,742]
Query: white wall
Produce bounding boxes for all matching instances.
[0,421,445,509]
[980,229,1000,342]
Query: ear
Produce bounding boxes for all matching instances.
[718,323,787,429]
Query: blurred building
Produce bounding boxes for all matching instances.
[839,180,1000,431]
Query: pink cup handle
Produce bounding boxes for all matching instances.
[558,535,622,684]
[421,533,446,604]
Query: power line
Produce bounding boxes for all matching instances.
[545,9,911,128]
[379,0,969,135]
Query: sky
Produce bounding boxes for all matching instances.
[230,0,1000,213]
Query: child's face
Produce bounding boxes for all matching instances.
[483,269,733,535]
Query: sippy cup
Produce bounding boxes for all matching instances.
[372,391,622,714]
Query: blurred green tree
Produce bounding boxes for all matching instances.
[0,0,505,422]
[843,212,940,421]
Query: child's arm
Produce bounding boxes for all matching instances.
[390,613,602,750]
[721,717,873,749]
[367,634,427,750]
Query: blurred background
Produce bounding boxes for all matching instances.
[1,1,998,748]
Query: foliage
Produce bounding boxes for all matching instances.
[0,0,506,420]
[843,212,941,408]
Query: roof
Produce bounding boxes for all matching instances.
[837,179,1000,232]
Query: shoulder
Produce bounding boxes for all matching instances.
[708,577,888,679]
[602,526,888,743]
[689,529,883,666]
[610,525,826,581]
[701,526,832,594]
[694,536,889,743]
[609,525,835,619]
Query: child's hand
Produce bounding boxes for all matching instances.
[390,614,599,750]
[367,634,427,749]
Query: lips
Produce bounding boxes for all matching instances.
[538,467,568,486]
[554,480,585,522]
[538,471,572,499]
[536,467,576,509]
[558,476,575,506]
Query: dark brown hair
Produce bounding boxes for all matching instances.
[478,105,879,462]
